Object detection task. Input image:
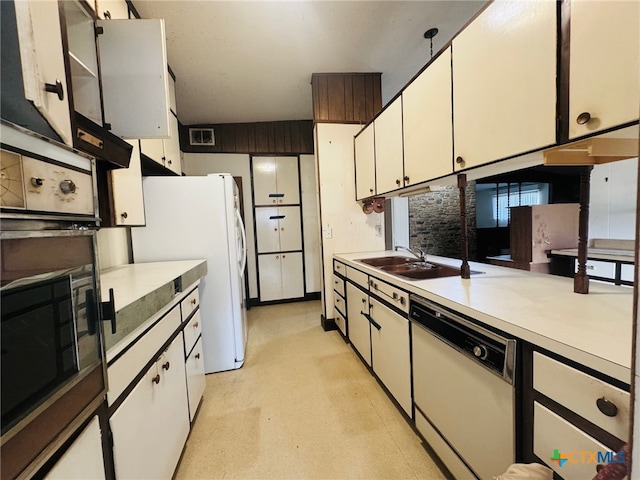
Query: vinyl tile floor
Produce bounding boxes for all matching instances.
[175,300,447,480]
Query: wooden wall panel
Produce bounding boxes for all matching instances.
[311,73,382,124]
[180,120,314,154]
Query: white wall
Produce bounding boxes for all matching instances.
[96,228,130,270]
[590,157,638,240]
[182,153,258,299]
[316,123,385,318]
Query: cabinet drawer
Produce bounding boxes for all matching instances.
[332,274,345,297]
[334,260,346,276]
[185,337,205,422]
[346,265,369,290]
[533,352,629,440]
[181,287,200,319]
[369,277,409,313]
[183,309,202,358]
[334,293,346,317]
[107,305,181,405]
[335,308,347,336]
[534,402,611,480]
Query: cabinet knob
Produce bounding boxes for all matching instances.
[45,79,64,101]
[404,175,410,184]
[191,298,197,305]
[195,353,201,359]
[152,374,160,385]
[576,112,592,125]
[369,188,374,193]
[596,397,618,417]
[456,156,464,165]
[168,159,172,165]
[272,199,276,203]
[281,227,284,231]
[121,212,128,219]
[103,10,111,19]
[361,298,366,304]
[31,177,44,187]
[395,179,401,186]
[162,361,170,371]
[279,199,283,203]
[276,255,279,259]
[193,321,199,328]
[282,255,286,259]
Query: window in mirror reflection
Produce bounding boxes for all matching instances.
[476,182,550,228]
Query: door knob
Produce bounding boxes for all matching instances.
[45,79,64,101]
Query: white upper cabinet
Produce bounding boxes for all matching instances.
[14,0,72,145]
[164,114,182,174]
[568,0,639,140]
[253,156,300,206]
[110,139,145,225]
[452,0,557,171]
[169,74,177,116]
[402,47,453,185]
[354,123,376,200]
[374,97,404,194]
[96,0,129,19]
[97,18,170,138]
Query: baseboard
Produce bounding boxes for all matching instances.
[321,314,337,332]
[251,292,321,307]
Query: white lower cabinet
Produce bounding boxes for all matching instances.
[346,282,371,366]
[185,336,205,422]
[110,334,190,480]
[369,298,411,415]
[45,416,105,480]
[258,252,304,301]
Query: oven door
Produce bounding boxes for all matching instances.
[0,228,107,480]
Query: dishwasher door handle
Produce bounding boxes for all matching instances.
[362,312,382,331]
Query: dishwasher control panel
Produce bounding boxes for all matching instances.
[410,296,516,384]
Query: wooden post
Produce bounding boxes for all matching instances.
[574,166,593,294]
[458,174,471,279]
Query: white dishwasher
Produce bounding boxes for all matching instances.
[410,295,517,480]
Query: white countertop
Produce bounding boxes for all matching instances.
[334,251,633,383]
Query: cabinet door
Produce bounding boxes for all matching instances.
[14,0,72,145]
[168,73,177,116]
[452,0,556,170]
[277,206,302,252]
[346,282,371,366]
[253,157,278,206]
[45,416,105,480]
[568,0,639,140]
[374,97,404,194]
[255,207,281,253]
[185,337,205,422]
[111,335,189,480]
[163,113,182,175]
[275,157,300,204]
[96,19,170,138]
[96,0,129,19]
[258,254,282,302]
[354,123,376,200]
[140,138,165,165]
[110,139,145,225]
[280,252,304,299]
[369,298,411,415]
[403,47,453,185]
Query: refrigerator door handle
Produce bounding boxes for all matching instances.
[235,208,248,274]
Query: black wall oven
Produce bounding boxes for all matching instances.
[0,122,107,480]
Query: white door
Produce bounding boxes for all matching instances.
[346,282,371,366]
[111,139,145,225]
[255,207,281,253]
[277,206,302,252]
[14,0,72,145]
[568,0,639,139]
[140,138,165,165]
[163,113,182,174]
[354,123,376,200]
[374,97,404,194]
[253,157,278,206]
[258,254,282,302]
[280,252,304,299]
[403,47,453,185]
[275,156,300,204]
[185,337,205,422]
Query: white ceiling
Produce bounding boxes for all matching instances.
[133,0,486,125]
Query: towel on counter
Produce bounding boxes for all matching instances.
[494,463,553,480]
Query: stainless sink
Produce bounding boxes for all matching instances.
[357,256,464,280]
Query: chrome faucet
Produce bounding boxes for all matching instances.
[394,245,426,262]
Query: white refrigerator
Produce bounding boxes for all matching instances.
[131,174,248,374]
